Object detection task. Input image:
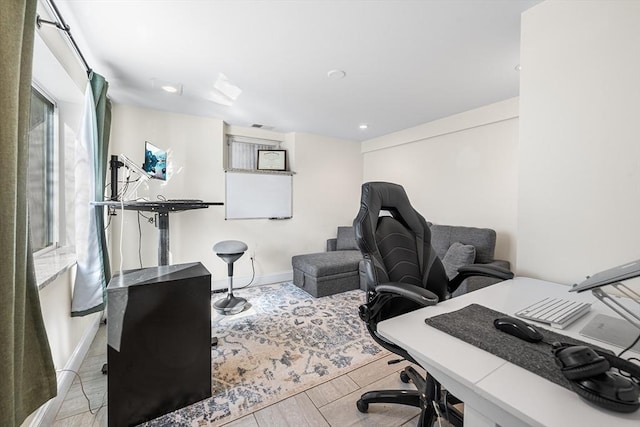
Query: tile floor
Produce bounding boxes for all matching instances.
[53,323,428,427]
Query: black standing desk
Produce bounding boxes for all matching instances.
[93,200,223,265]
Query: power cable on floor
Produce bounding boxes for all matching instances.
[56,369,107,416]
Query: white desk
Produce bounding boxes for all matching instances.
[377,277,640,427]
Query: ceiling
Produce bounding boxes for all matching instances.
[52,0,541,142]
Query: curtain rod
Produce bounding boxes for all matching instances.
[36,0,92,76]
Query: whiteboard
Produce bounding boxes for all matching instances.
[225,171,292,219]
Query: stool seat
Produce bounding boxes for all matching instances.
[213,240,248,255]
[213,240,248,315]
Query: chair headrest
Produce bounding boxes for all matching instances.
[357,182,425,236]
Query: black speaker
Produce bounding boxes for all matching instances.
[107,262,212,426]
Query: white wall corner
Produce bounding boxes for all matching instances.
[361,97,519,153]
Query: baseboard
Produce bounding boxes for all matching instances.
[212,270,293,292]
[29,314,102,427]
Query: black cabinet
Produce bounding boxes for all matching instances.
[107,262,211,427]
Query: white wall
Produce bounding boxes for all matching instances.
[38,268,101,370]
[108,105,227,277]
[289,132,364,252]
[518,0,640,284]
[108,105,363,287]
[361,98,519,265]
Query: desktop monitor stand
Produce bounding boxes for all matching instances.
[109,155,123,201]
[109,153,151,201]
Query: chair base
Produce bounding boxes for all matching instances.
[356,366,463,427]
[357,389,422,409]
[213,293,247,315]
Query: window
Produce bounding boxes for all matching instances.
[28,87,56,252]
[227,135,281,171]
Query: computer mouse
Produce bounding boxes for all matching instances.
[493,317,544,343]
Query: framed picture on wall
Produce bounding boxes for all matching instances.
[257,150,287,171]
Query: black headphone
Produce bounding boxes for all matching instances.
[553,343,640,413]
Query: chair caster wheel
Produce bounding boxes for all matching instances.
[356,399,369,413]
[400,370,410,383]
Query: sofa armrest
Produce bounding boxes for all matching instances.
[326,238,337,251]
[489,259,510,271]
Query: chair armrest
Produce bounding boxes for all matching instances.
[447,263,514,293]
[359,282,439,325]
[375,283,439,307]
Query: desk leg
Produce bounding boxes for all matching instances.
[158,212,169,265]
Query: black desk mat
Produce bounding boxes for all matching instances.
[424,303,611,391]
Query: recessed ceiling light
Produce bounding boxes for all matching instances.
[161,85,179,93]
[515,64,522,71]
[359,123,368,130]
[151,78,183,95]
[327,69,346,80]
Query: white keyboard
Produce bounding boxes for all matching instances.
[515,297,591,329]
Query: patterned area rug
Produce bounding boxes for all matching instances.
[142,282,386,426]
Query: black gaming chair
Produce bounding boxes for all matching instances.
[353,182,513,426]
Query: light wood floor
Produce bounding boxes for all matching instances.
[53,323,428,427]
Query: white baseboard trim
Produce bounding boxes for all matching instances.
[30,314,101,427]
[212,270,293,292]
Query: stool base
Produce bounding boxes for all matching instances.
[213,293,247,315]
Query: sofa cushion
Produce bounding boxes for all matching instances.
[292,250,362,276]
[336,226,359,251]
[442,242,476,280]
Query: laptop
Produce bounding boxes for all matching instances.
[570,259,640,293]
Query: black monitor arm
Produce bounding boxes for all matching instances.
[109,155,124,201]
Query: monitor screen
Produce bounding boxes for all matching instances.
[142,141,167,180]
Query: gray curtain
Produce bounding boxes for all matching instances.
[72,72,112,316]
[0,0,58,425]
[92,73,112,292]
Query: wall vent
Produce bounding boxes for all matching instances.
[251,124,275,130]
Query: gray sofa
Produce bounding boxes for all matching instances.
[291,224,510,298]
